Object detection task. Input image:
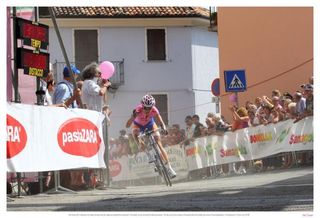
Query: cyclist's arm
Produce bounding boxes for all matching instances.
[126,109,137,128]
[155,114,166,130]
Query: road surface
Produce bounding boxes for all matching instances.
[7,167,313,212]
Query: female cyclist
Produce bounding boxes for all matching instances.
[126,94,176,179]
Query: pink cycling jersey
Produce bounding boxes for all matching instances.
[134,104,160,126]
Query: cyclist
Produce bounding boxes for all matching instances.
[126,94,177,179]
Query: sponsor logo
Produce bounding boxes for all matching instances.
[220,146,247,158]
[289,134,313,145]
[57,118,101,157]
[109,160,122,177]
[250,132,273,144]
[6,115,28,159]
[276,128,291,144]
[185,144,206,156]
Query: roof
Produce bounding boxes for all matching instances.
[40,7,210,19]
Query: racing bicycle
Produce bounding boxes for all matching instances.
[139,128,172,186]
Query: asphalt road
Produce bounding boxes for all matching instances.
[7,166,313,212]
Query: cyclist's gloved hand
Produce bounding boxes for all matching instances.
[132,109,137,118]
[161,125,168,135]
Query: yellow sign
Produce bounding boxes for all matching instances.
[31,39,41,49]
[28,67,44,77]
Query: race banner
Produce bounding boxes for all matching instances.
[165,145,189,180]
[110,145,189,182]
[7,102,106,172]
[109,117,312,183]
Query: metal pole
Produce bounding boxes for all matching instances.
[104,118,110,187]
[33,7,44,194]
[12,7,20,103]
[235,92,239,108]
[48,8,83,107]
[12,7,23,197]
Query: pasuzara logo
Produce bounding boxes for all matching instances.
[109,160,122,177]
[7,114,27,159]
[57,118,101,157]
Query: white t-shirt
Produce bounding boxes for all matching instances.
[81,79,104,112]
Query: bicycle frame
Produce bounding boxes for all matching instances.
[139,129,172,186]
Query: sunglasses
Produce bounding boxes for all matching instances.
[143,106,152,110]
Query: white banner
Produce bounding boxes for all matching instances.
[110,145,189,182]
[109,117,313,182]
[7,102,106,172]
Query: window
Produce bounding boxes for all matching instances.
[152,94,168,125]
[74,29,98,71]
[146,29,166,61]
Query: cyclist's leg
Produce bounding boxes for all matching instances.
[132,124,146,151]
[150,123,169,163]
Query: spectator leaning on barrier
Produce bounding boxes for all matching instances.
[293,91,306,120]
[53,65,81,108]
[301,83,313,118]
[192,114,206,138]
[184,115,195,145]
[205,114,216,136]
[248,110,259,127]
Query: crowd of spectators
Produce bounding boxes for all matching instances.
[108,76,313,178]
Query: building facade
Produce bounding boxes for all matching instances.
[217,7,313,122]
[40,7,219,137]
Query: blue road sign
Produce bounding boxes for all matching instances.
[224,70,247,92]
[211,78,220,96]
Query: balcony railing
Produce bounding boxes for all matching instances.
[52,59,125,90]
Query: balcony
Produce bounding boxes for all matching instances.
[52,59,125,91]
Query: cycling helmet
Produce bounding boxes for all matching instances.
[141,94,156,107]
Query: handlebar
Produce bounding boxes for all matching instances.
[138,128,162,138]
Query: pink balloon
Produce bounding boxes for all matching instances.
[99,61,115,79]
[229,93,238,103]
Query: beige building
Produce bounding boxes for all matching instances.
[217,7,313,122]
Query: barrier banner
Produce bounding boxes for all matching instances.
[110,117,313,182]
[110,145,189,181]
[165,145,189,180]
[7,102,106,172]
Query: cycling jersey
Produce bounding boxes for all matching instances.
[134,104,160,125]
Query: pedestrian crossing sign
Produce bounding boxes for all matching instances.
[224,70,247,92]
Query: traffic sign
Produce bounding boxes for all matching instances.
[211,78,220,96]
[224,70,247,92]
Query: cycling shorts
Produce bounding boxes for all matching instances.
[133,118,159,134]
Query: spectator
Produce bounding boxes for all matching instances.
[80,62,112,111]
[248,110,259,127]
[254,97,265,123]
[260,105,273,125]
[229,106,249,131]
[109,138,119,160]
[192,114,206,138]
[53,65,81,108]
[287,102,297,119]
[172,124,185,144]
[205,115,216,136]
[301,83,313,118]
[283,91,293,101]
[293,91,306,119]
[184,115,195,145]
[270,107,280,124]
[118,134,131,157]
[245,101,257,112]
[229,106,250,174]
[212,114,230,133]
[271,89,281,98]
